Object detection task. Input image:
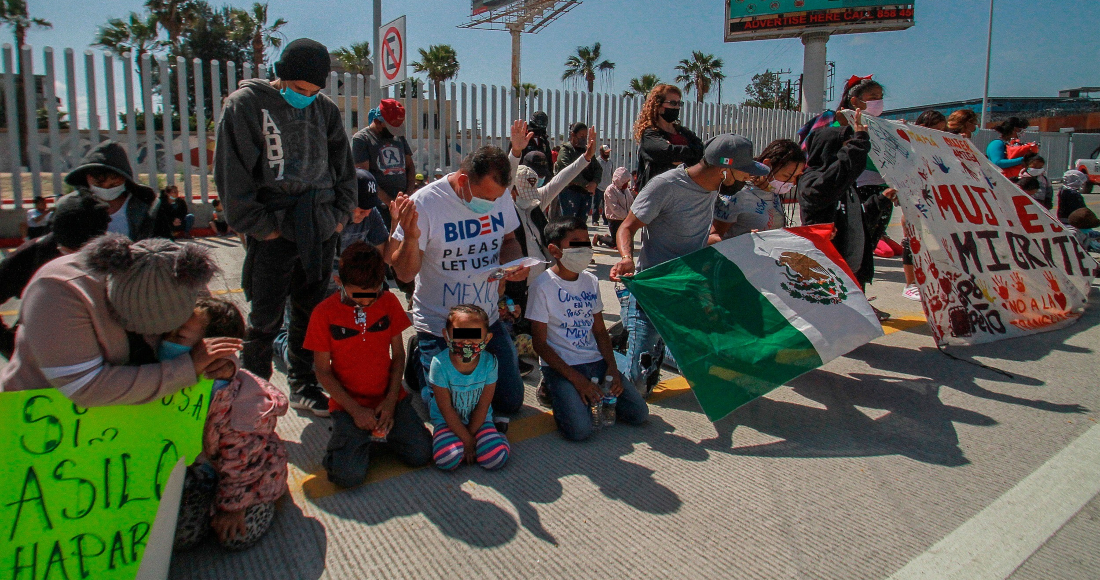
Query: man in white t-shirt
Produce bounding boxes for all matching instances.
[527,217,648,441]
[390,121,535,415]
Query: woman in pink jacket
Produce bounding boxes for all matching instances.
[594,167,634,249]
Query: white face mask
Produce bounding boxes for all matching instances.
[862,99,885,117]
[769,180,794,195]
[89,183,126,201]
[1025,167,1045,177]
[559,246,593,273]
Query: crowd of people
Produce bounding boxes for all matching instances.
[2,38,1097,553]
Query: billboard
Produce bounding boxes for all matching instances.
[725,1,914,42]
[472,0,517,15]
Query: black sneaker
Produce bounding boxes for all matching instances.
[290,386,330,417]
[519,359,535,377]
[536,379,552,409]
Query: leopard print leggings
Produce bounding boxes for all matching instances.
[174,464,277,552]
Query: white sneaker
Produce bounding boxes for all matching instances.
[902,284,921,301]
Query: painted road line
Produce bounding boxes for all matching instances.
[887,423,1100,580]
[294,314,930,500]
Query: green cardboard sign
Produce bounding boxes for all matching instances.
[0,381,212,580]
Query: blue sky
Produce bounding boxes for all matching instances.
[23,0,1100,110]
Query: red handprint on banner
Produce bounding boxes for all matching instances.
[1010,272,1027,293]
[1044,272,1067,310]
[991,275,1010,299]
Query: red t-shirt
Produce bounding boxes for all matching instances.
[303,291,411,412]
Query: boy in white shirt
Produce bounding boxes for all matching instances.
[527,217,648,441]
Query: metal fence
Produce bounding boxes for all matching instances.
[970,129,1098,177]
[0,44,814,214]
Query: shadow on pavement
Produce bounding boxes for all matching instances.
[169,495,328,580]
[306,415,699,547]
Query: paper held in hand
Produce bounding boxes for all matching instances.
[479,257,548,282]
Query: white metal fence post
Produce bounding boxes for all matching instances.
[193,58,209,203]
[21,45,42,198]
[43,47,62,198]
[3,45,21,204]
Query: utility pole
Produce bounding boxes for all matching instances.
[372,0,382,101]
[800,33,829,114]
[981,0,994,130]
[509,24,521,87]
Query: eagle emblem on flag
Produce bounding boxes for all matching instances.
[776,251,849,306]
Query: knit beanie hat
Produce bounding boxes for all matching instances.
[1069,207,1100,230]
[274,38,331,89]
[83,234,220,334]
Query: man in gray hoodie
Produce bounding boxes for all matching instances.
[216,38,357,416]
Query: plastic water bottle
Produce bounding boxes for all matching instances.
[600,375,617,427]
[589,376,603,431]
[614,283,630,307]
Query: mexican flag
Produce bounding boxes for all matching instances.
[622,226,883,421]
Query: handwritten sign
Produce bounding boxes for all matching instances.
[0,381,212,580]
[858,113,1098,345]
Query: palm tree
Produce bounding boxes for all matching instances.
[333,41,371,76]
[0,0,50,165]
[233,3,287,71]
[675,51,725,103]
[514,83,538,96]
[561,42,614,93]
[95,12,164,61]
[623,74,660,98]
[144,0,195,48]
[412,44,460,163]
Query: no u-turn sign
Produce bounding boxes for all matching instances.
[379,15,406,88]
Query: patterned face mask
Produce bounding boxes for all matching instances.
[448,340,487,363]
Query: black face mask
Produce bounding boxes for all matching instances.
[660,108,680,123]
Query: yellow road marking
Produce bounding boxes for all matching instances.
[293,313,929,500]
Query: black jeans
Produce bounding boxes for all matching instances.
[323,398,432,487]
[241,234,338,390]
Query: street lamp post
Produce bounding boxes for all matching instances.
[980,0,994,130]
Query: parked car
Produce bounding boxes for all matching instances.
[1075,145,1100,194]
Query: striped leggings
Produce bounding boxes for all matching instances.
[432,422,510,471]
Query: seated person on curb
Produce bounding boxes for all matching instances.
[305,242,432,487]
[529,218,648,441]
[429,304,510,471]
[163,297,289,552]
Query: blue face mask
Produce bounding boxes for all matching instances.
[459,181,496,214]
[158,340,192,361]
[536,177,546,188]
[280,86,317,109]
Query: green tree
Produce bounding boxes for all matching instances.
[742,69,792,109]
[412,44,460,163]
[144,0,196,48]
[172,2,251,117]
[514,83,538,96]
[0,0,51,164]
[95,12,164,60]
[675,51,724,103]
[561,42,614,93]
[232,2,286,71]
[333,41,371,76]
[623,74,660,98]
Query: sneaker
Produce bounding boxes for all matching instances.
[902,284,921,301]
[290,386,330,417]
[536,379,552,409]
[519,359,535,377]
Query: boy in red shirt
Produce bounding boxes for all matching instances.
[305,242,431,487]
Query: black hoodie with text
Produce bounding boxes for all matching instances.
[215,79,356,279]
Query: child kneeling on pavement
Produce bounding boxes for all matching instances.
[306,242,432,487]
[429,305,511,470]
[529,217,648,441]
[165,297,289,551]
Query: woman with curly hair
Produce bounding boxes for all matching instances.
[632,84,705,190]
[946,109,978,138]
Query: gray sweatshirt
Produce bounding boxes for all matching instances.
[215,79,357,281]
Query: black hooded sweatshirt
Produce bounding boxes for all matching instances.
[215,79,356,282]
[797,125,871,277]
[64,140,169,242]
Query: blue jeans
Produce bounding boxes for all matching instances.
[558,187,591,220]
[173,213,195,236]
[622,292,665,397]
[541,359,648,441]
[417,319,524,414]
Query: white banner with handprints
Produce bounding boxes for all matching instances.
[857,113,1097,346]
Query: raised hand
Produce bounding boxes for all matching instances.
[389,194,420,239]
[852,108,867,133]
[510,119,533,158]
[584,127,599,161]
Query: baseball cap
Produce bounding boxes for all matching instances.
[704,134,770,176]
[355,169,379,210]
[521,151,549,179]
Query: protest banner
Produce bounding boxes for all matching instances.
[623,226,883,421]
[0,381,212,580]
[857,113,1098,346]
